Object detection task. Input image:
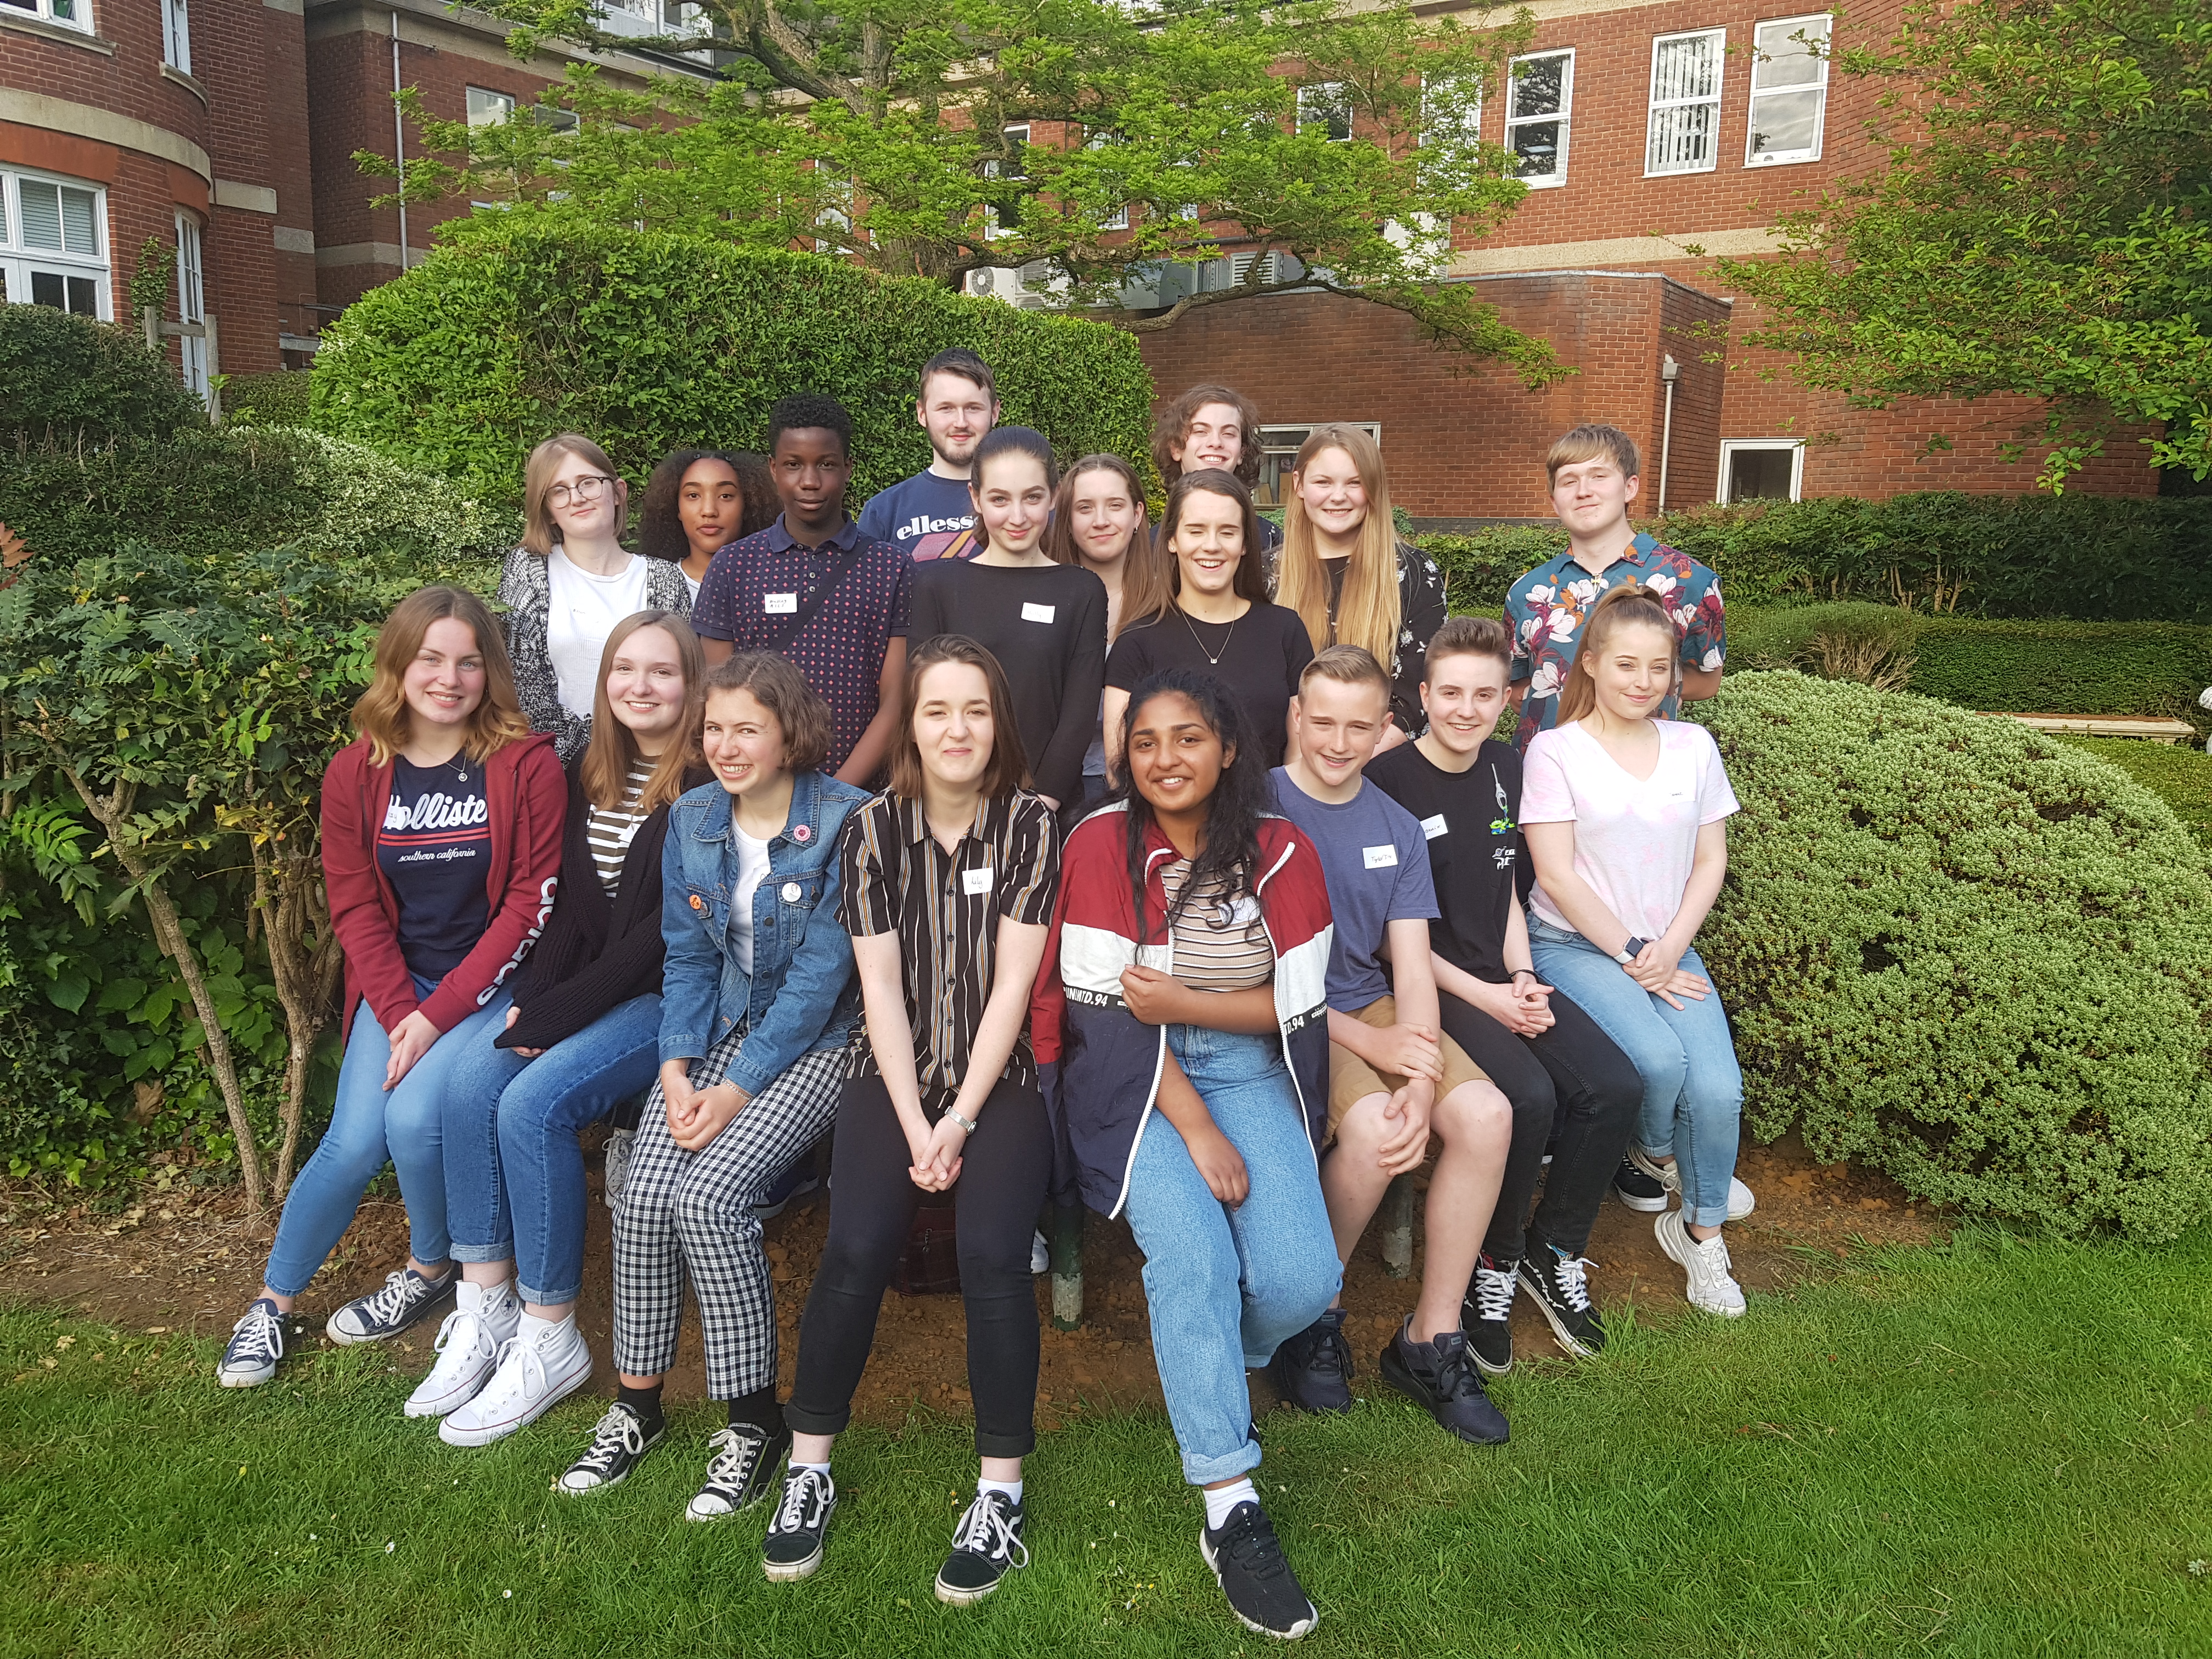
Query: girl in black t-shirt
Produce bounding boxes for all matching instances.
[1042,453,1150,814]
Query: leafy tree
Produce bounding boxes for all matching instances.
[1714,0,2212,489]
[365,0,1565,382]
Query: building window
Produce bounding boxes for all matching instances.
[1420,74,1482,148]
[1747,14,1830,166]
[983,125,1028,239]
[1296,83,1353,142]
[160,0,189,72]
[1255,421,1382,508]
[175,211,209,407]
[0,0,94,33]
[466,86,518,127]
[0,169,109,320]
[1505,50,1573,187]
[1646,29,1724,176]
[1719,439,1804,503]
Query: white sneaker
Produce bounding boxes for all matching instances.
[1726,1177,1756,1221]
[404,1279,521,1419]
[438,1314,593,1446]
[1632,1147,1757,1221]
[1654,1209,1747,1317]
[1030,1229,1049,1275]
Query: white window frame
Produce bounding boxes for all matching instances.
[466,86,518,127]
[1296,82,1353,142]
[1504,49,1574,188]
[1746,13,1831,167]
[1255,421,1383,509]
[175,210,210,408]
[1085,131,1128,231]
[0,167,111,321]
[1645,28,1725,177]
[160,0,189,72]
[1718,438,1804,504]
[0,0,95,33]
[1420,73,1482,148]
[983,123,1029,241]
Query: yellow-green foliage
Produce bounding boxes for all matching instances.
[1693,672,2212,1240]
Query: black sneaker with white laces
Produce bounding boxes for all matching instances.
[685,1420,791,1521]
[1379,1324,1510,1445]
[1518,1240,1606,1358]
[1463,1253,1517,1375]
[556,1403,665,1496]
[761,1464,836,1581]
[935,1490,1028,1605]
[1611,1156,1669,1214]
[216,1297,291,1388]
[1269,1309,1353,1413]
[324,1266,454,1345]
[1201,1500,1318,1640]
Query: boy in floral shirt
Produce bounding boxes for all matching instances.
[1503,425,1725,752]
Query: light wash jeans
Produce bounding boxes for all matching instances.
[441,992,663,1306]
[1527,918,1745,1228]
[262,975,511,1298]
[1122,1025,1341,1486]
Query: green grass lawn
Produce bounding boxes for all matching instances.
[2061,735,2212,848]
[4,1227,2210,1658]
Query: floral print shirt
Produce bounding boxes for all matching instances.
[1503,532,1725,752]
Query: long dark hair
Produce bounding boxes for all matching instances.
[1115,668,1271,945]
[635,448,778,562]
[1124,468,1268,630]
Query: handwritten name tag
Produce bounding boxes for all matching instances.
[1021,602,1056,624]
[1419,814,1449,841]
[1363,844,1398,870]
[962,866,995,895]
[763,592,798,615]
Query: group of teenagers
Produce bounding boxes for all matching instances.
[212,349,1747,1640]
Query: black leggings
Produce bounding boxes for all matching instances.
[786,1073,1051,1459]
[1439,985,1642,1262]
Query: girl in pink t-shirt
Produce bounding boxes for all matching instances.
[1519,583,1751,1317]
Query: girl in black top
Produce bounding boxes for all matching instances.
[1042,452,1150,812]
[906,427,1109,810]
[1103,469,1314,774]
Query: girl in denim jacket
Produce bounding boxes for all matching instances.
[552,652,868,1519]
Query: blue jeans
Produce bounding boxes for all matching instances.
[263,977,511,1299]
[1122,1026,1341,1486]
[442,993,663,1306]
[1527,919,1745,1228]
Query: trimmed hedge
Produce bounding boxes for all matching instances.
[1694,673,2212,1242]
[222,370,313,428]
[2059,738,2212,849]
[0,305,204,447]
[311,221,1158,510]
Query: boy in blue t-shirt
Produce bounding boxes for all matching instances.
[1268,646,1515,1447]
[856,348,999,562]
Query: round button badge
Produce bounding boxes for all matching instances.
[781,882,803,903]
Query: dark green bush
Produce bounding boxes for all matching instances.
[222,370,313,428]
[1415,525,1569,612]
[1694,673,2212,1242]
[0,305,204,447]
[311,221,1157,510]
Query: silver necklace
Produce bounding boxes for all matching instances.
[1180,607,1238,666]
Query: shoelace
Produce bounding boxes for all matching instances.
[702,1426,763,1491]
[354,1269,420,1330]
[430,1307,486,1359]
[949,1493,1029,1569]
[1307,1321,1351,1378]
[773,1466,831,1534]
[572,1407,647,1477]
[1471,1265,1516,1322]
[1547,1254,1596,1314]
[1219,1505,1291,1581]
[229,1306,283,1367]
[488,1335,550,1402]
[1429,1337,1489,1403]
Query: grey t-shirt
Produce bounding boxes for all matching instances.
[1269,769,1438,1010]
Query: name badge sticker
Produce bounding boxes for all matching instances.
[1362,844,1399,870]
[962,865,995,895]
[764,592,798,615]
[1419,814,1449,841]
[1020,602,1056,624]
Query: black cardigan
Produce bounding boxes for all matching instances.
[498,762,710,1053]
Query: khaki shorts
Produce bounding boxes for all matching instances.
[1327,995,1489,1138]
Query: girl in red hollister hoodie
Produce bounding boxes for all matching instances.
[1030,667,1339,1641]
[218,586,566,1390]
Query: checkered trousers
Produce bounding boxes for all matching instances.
[610,1030,847,1397]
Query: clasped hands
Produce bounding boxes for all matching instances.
[1622,939,1710,1010]
[660,1057,751,1151]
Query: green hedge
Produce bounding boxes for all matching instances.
[221,370,313,428]
[2059,738,2212,848]
[1694,673,2212,1241]
[311,221,1158,510]
[0,305,205,447]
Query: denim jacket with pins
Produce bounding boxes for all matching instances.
[658,768,870,1096]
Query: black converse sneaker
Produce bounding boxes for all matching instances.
[216,1297,290,1388]
[324,1266,453,1345]
[1379,1324,1510,1446]
[935,1489,1029,1605]
[556,1403,665,1496]
[1201,1500,1319,1639]
[685,1421,792,1521]
[1269,1309,1353,1413]
[1518,1241,1606,1358]
[761,1464,836,1581]
[1611,1156,1671,1214]
[1464,1254,1517,1375]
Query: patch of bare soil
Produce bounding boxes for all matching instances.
[1,1132,1941,1431]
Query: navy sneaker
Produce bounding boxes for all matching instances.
[1269,1309,1353,1413]
[1202,1500,1318,1639]
[325,1266,453,1345]
[753,1159,821,1221]
[1379,1323,1510,1445]
[216,1298,290,1387]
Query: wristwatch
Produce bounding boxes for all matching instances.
[1613,937,1647,965]
[944,1106,979,1136]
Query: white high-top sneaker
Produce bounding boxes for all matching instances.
[438,1312,593,1447]
[404,1278,522,1419]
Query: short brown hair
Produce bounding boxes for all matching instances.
[521,432,625,557]
[918,347,995,403]
[704,651,836,775]
[580,612,708,814]
[1544,424,1640,485]
[1298,643,1391,699]
[1424,616,1513,681]
[888,635,1031,800]
[1152,383,1262,488]
[352,586,532,767]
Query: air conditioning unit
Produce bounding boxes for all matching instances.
[968,261,1066,308]
[966,266,1025,302]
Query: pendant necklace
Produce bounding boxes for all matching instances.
[1181,607,1238,667]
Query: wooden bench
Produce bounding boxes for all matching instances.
[1995,713,2199,743]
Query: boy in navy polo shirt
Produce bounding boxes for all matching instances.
[856,349,999,562]
[1268,645,1515,1447]
[693,393,911,785]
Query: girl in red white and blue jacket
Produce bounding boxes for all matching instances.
[1031,667,1339,1642]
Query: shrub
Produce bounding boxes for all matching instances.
[1415,524,1569,613]
[2058,738,2212,849]
[221,370,313,428]
[0,306,204,446]
[1693,673,2212,1241]
[311,219,1157,510]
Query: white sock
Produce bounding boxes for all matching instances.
[1204,1477,1258,1531]
[979,1475,1024,1506]
[793,1460,832,1480]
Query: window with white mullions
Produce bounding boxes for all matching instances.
[1,170,110,320]
[1646,29,1724,176]
[984,125,1029,239]
[1747,14,1830,166]
[1718,439,1804,503]
[1296,83,1353,142]
[160,0,189,72]
[1504,50,1573,187]
[176,211,210,407]
[466,86,517,127]
[0,0,94,33]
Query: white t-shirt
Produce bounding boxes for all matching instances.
[546,549,652,720]
[729,823,774,974]
[1521,719,1739,943]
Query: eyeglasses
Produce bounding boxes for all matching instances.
[546,475,617,509]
